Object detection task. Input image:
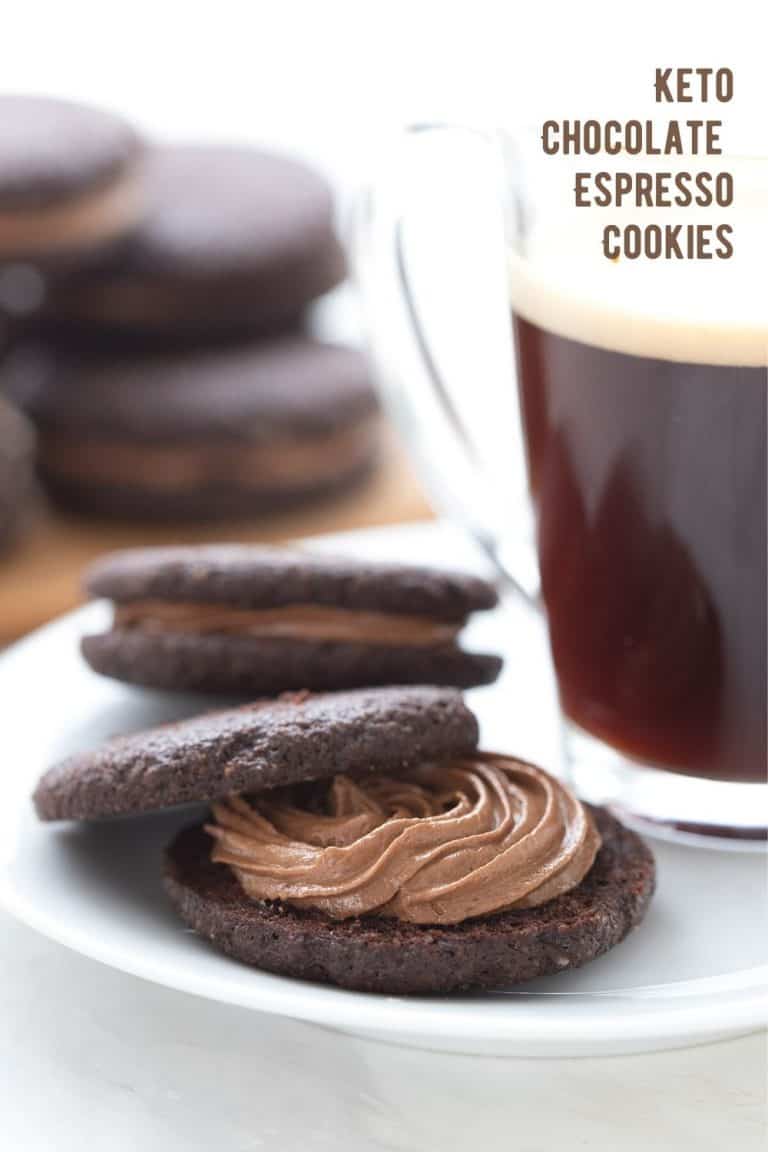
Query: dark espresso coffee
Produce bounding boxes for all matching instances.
[511,267,766,783]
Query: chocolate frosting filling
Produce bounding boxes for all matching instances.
[207,754,601,925]
[114,601,461,647]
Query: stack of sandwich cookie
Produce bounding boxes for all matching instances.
[33,686,655,995]
[0,94,143,551]
[80,544,503,691]
[6,135,376,521]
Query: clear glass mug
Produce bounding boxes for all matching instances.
[353,124,767,844]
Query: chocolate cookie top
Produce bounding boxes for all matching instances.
[84,543,499,619]
[33,686,480,821]
[0,95,139,208]
[90,145,340,277]
[8,336,377,441]
[43,145,347,332]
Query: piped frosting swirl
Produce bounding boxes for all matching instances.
[207,754,601,925]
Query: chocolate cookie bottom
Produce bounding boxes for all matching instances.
[82,629,502,693]
[164,807,655,995]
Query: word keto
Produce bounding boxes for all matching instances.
[540,68,735,260]
[654,67,733,103]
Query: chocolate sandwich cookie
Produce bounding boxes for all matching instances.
[0,394,36,552]
[13,335,379,520]
[80,543,502,692]
[0,95,141,262]
[33,686,480,821]
[33,685,654,994]
[43,145,347,338]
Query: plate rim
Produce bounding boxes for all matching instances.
[2,875,766,1045]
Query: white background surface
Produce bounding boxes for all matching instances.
[2,2,767,1145]
[3,1,767,195]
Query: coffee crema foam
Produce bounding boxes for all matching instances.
[508,159,767,367]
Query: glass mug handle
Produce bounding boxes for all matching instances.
[352,122,540,603]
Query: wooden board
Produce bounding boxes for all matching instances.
[0,437,432,643]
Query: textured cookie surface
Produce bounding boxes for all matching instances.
[85,543,498,617]
[33,687,479,821]
[43,144,346,334]
[163,807,656,995]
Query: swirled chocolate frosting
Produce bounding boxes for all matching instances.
[207,754,601,925]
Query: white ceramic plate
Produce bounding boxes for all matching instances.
[1,522,766,1057]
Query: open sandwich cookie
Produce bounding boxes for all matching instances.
[34,686,655,995]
